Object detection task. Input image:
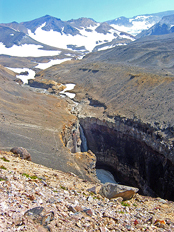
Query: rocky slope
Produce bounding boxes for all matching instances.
[0,150,174,231]
[0,16,174,205]
[0,65,100,183]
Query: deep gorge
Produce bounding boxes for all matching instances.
[80,117,174,201]
[62,115,174,201]
[24,79,174,201]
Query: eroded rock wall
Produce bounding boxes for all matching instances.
[79,117,174,200]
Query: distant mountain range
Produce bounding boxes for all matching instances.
[0,15,134,55]
[0,10,174,57]
[107,10,174,35]
[136,14,174,38]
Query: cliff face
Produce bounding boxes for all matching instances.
[78,116,174,200]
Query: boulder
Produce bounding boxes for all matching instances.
[99,183,139,201]
[10,147,32,161]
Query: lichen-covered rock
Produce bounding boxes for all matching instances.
[10,147,32,161]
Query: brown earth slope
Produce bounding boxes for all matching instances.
[0,65,98,182]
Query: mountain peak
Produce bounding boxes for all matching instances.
[41,15,61,21]
[67,17,96,28]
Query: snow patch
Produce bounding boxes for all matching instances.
[98,45,114,51]
[96,169,117,184]
[0,42,60,57]
[6,67,35,84]
[60,83,76,99]
[98,42,127,51]
[35,58,72,69]
[134,15,150,20]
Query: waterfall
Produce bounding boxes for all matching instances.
[79,125,88,152]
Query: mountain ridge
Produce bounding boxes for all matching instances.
[0,15,134,53]
[1,10,174,55]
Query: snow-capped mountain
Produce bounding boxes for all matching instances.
[136,14,174,38]
[107,10,174,36]
[26,16,135,52]
[0,11,174,60]
[0,25,62,57]
[0,24,80,60]
[0,15,135,54]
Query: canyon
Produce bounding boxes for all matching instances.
[61,99,174,201]
[0,28,174,203]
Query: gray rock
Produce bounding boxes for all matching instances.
[24,207,45,224]
[99,183,139,200]
[42,211,54,226]
[10,147,31,161]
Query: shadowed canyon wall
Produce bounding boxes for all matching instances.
[78,117,174,201]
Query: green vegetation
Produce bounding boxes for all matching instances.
[118,211,124,214]
[53,190,58,192]
[22,173,30,178]
[89,191,95,195]
[121,201,130,207]
[0,165,7,170]
[1,157,10,162]
[22,173,40,180]
[60,185,67,190]
[93,196,101,200]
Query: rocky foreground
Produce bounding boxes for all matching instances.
[0,151,174,232]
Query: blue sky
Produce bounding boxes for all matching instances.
[0,0,174,23]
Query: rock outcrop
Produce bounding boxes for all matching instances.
[28,79,65,94]
[61,121,82,153]
[10,147,31,161]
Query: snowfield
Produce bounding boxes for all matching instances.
[111,16,156,36]
[6,67,35,84]
[0,42,61,57]
[28,23,133,52]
